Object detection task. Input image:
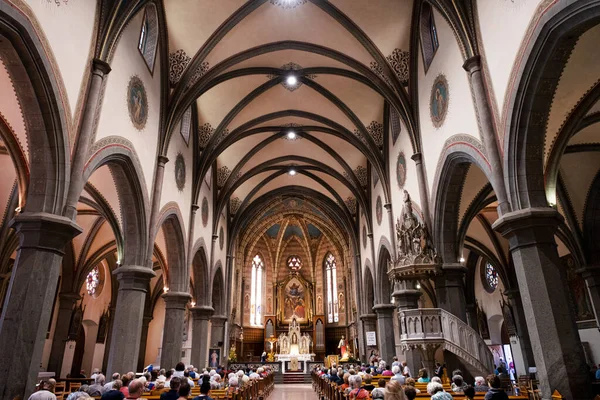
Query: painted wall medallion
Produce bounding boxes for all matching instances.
[376,196,383,226]
[219,226,225,250]
[127,75,148,130]
[362,225,367,249]
[396,152,407,189]
[201,196,209,227]
[430,74,449,128]
[175,152,186,192]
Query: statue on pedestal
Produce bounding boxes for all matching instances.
[338,335,348,360]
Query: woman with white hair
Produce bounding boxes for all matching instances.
[391,365,405,384]
[210,374,223,389]
[474,376,489,392]
[427,382,453,400]
[348,374,369,399]
[227,376,239,395]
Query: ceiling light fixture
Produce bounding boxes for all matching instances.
[289,168,297,176]
[287,130,297,140]
[459,257,465,263]
[286,75,298,86]
[416,283,421,289]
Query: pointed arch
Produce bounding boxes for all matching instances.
[155,202,187,293]
[190,239,209,306]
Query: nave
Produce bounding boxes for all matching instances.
[0,1,600,400]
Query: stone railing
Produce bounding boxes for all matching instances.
[399,308,494,374]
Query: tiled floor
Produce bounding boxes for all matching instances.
[271,383,317,399]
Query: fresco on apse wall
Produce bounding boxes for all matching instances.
[561,254,594,321]
[430,74,449,128]
[397,152,407,189]
[284,278,306,322]
[175,152,186,192]
[376,196,382,225]
[127,76,148,130]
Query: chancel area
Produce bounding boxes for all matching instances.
[0,1,600,400]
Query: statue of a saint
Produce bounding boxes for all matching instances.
[338,335,347,358]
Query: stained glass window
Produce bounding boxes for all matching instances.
[287,255,302,271]
[86,266,100,297]
[484,262,498,293]
[325,253,339,323]
[250,255,264,326]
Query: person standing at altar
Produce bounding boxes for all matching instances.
[338,335,348,357]
[261,351,267,363]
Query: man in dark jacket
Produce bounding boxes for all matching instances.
[484,375,509,400]
[160,376,181,400]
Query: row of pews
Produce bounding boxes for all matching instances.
[311,372,530,400]
[52,373,275,400]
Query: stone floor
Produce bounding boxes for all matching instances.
[271,383,316,399]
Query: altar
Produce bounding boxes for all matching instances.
[275,315,314,373]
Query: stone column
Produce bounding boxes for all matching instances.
[106,266,155,377]
[435,263,468,322]
[373,304,396,364]
[581,265,600,328]
[465,303,479,333]
[493,208,590,400]
[0,213,81,400]
[504,288,535,372]
[145,156,169,268]
[64,59,112,219]
[47,292,81,376]
[360,314,377,362]
[392,280,423,373]
[462,56,509,215]
[210,315,228,352]
[160,292,191,369]
[191,306,214,368]
[137,315,153,372]
[411,153,432,229]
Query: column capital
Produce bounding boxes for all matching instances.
[492,207,563,243]
[384,203,392,211]
[163,291,192,309]
[441,263,468,276]
[411,152,423,163]
[191,306,215,320]
[191,204,200,213]
[10,212,82,255]
[212,234,219,242]
[157,155,169,166]
[112,265,155,291]
[211,314,228,327]
[92,58,112,76]
[359,313,377,322]
[462,55,482,73]
[372,303,396,315]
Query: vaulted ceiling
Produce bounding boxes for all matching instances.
[163,0,415,226]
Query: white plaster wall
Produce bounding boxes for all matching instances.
[145,297,166,366]
[95,9,161,192]
[371,172,390,281]
[160,119,193,235]
[192,170,215,275]
[476,0,544,112]
[474,259,505,345]
[388,117,424,246]
[21,0,97,116]
[0,58,28,160]
[418,8,480,195]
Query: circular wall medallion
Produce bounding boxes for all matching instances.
[127,75,148,130]
[175,152,186,192]
[362,225,367,249]
[430,74,449,128]
[219,226,224,250]
[396,152,407,189]
[376,196,383,226]
[201,197,209,227]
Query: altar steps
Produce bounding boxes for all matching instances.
[275,372,312,384]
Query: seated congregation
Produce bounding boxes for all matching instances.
[28,363,274,400]
[313,360,529,400]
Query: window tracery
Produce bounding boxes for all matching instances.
[250,255,264,326]
[86,266,100,297]
[483,262,498,293]
[325,253,339,323]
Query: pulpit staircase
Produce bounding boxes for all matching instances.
[398,308,494,377]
